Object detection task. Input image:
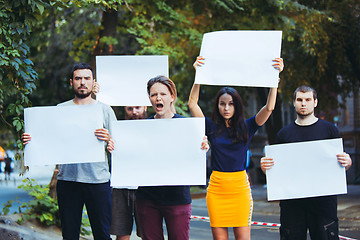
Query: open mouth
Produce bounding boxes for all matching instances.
[155,103,164,112]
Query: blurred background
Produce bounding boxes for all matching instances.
[1,0,359,185]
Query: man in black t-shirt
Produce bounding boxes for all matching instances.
[261,85,352,240]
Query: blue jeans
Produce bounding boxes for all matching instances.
[57,180,111,240]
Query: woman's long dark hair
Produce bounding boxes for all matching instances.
[212,87,248,143]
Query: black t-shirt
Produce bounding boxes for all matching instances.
[276,118,340,204]
[136,114,191,205]
[276,119,340,144]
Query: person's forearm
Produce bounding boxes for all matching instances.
[265,87,277,112]
[188,83,204,117]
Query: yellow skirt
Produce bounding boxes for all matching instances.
[206,170,253,227]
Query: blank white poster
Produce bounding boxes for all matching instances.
[24,104,105,166]
[265,138,347,201]
[195,30,282,87]
[110,117,206,187]
[96,55,168,106]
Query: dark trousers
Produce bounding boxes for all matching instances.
[136,198,191,240]
[57,180,111,240]
[280,196,339,240]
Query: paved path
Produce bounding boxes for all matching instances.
[0,168,359,239]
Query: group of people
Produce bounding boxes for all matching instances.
[21,55,352,240]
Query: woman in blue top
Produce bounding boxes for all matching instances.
[188,56,283,240]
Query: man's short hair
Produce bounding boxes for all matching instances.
[293,85,317,101]
[70,63,95,79]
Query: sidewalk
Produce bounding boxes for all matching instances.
[250,185,360,222]
[1,169,359,239]
[0,165,55,186]
[193,184,360,216]
[192,184,360,239]
[4,168,360,223]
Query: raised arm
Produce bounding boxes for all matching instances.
[188,83,204,117]
[188,56,205,118]
[255,58,284,126]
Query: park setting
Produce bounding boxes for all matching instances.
[0,0,360,239]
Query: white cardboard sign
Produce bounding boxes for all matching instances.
[110,117,206,187]
[265,138,347,201]
[195,30,282,87]
[96,55,168,106]
[24,104,105,166]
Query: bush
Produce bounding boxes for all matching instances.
[1,178,91,236]
[1,199,15,216]
[17,178,60,226]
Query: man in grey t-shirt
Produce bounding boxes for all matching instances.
[22,63,116,240]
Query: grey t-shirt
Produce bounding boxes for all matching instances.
[56,100,116,183]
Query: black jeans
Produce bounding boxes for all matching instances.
[57,180,112,240]
[279,196,339,240]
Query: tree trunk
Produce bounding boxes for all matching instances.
[48,166,58,199]
[92,9,119,65]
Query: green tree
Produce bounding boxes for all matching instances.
[0,0,41,147]
[0,0,127,146]
[2,0,359,156]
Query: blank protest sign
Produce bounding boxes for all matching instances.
[265,138,347,201]
[195,30,282,87]
[24,104,105,166]
[96,55,168,106]
[110,117,206,187]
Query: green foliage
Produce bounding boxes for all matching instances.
[190,186,205,194]
[0,178,91,236]
[0,0,42,149]
[81,208,91,236]
[17,179,60,226]
[1,199,15,216]
[0,0,129,168]
[175,98,190,117]
[1,0,359,158]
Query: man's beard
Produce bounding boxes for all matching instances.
[74,89,92,99]
[126,112,147,120]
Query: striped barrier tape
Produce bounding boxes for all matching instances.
[191,215,209,221]
[191,215,280,227]
[252,221,281,227]
[190,215,358,240]
[339,236,358,240]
